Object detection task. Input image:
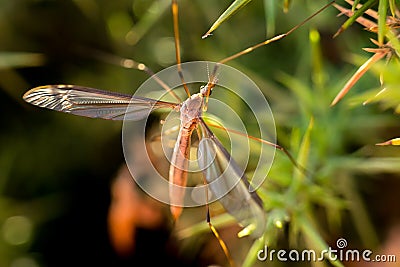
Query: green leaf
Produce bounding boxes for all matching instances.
[286,118,313,204]
[283,0,291,13]
[352,0,361,11]
[299,212,344,267]
[386,28,400,55]
[263,0,276,37]
[378,0,388,45]
[277,72,314,110]
[309,29,326,89]
[334,0,377,37]
[242,237,264,267]
[125,0,170,45]
[343,157,400,173]
[293,117,313,182]
[202,0,252,38]
[389,0,397,16]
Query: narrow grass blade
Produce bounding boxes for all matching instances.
[334,3,377,30]
[376,137,400,146]
[299,212,344,267]
[330,52,386,106]
[293,117,313,182]
[333,0,377,37]
[283,0,291,13]
[287,118,313,195]
[263,0,275,37]
[389,0,396,17]
[202,0,252,38]
[352,0,361,11]
[242,237,264,267]
[125,0,170,45]
[378,0,388,45]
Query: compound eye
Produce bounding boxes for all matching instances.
[199,85,207,95]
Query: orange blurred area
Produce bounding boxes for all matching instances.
[108,165,165,255]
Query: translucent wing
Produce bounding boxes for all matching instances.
[23,85,178,120]
[197,118,265,238]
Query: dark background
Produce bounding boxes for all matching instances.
[1,0,400,266]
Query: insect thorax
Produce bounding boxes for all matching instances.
[179,93,203,125]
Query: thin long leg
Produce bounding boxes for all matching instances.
[195,127,236,267]
[206,122,309,176]
[207,210,236,267]
[171,0,191,97]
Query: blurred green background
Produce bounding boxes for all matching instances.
[1,0,400,266]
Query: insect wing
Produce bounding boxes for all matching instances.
[197,118,265,238]
[23,85,178,120]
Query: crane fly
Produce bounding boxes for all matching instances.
[22,76,267,235]
[23,1,333,265]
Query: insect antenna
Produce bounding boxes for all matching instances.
[172,0,191,98]
[202,63,220,112]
